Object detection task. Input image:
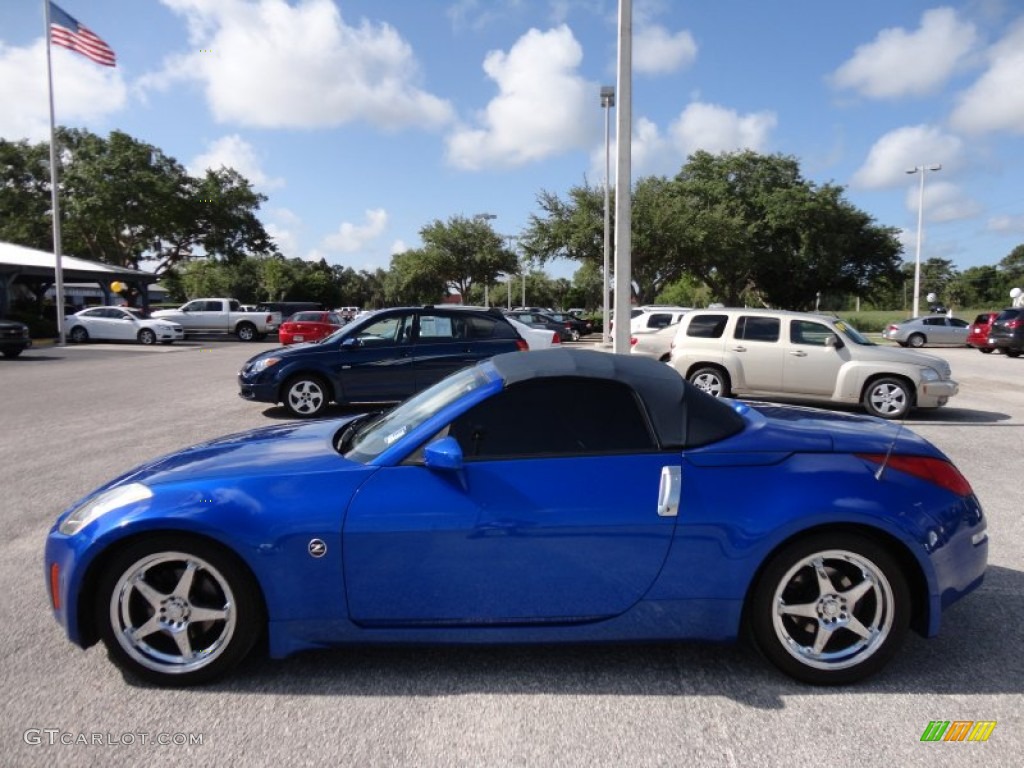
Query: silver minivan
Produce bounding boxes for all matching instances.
[669,309,958,419]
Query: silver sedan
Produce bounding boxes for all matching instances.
[882,315,970,347]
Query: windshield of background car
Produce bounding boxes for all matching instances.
[832,319,872,345]
[345,364,497,463]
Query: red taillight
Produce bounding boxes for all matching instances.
[1006,319,1022,329]
[857,454,973,497]
[551,333,561,345]
[886,324,899,332]
[515,339,529,351]
[630,336,638,346]
[266,314,274,323]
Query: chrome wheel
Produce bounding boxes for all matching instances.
[689,367,729,398]
[97,537,263,685]
[750,534,909,684]
[908,334,925,348]
[236,322,257,341]
[138,328,156,345]
[69,326,89,343]
[863,378,911,419]
[285,376,328,417]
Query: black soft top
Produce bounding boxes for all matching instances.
[488,348,745,448]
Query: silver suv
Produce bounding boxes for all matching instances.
[669,309,958,419]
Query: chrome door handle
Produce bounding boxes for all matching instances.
[789,350,807,357]
[731,345,746,352]
[657,466,681,517]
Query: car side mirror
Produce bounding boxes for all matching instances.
[424,436,464,471]
[826,335,844,350]
[341,337,361,349]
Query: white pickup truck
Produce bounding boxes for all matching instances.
[151,299,280,341]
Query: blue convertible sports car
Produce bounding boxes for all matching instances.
[45,349,987,686]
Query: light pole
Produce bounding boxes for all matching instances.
[601,85,615,345]
[474,213,497,306]
[906,164,941,318]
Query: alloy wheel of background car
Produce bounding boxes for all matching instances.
[284,375,329,417]
[908,333,926,348]
[863,377,911,419]
[137,328,156,345]
[96,536,263,686]
[688,367,730,398]
[749,533,909,685]
[236,322,257,341]
[69,326,89,343]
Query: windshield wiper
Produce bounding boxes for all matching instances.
[335,410,383,453]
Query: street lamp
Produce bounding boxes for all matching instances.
[600,85,615,345]
[474,213,497,306]
[906,164,941,318]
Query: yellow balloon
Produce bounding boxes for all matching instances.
[110,281,125,293]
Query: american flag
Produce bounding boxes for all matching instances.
[49,2,116,67]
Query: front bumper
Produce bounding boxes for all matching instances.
[918,378,958,408]
[238,376,279,404]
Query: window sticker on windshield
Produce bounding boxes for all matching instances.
[384,426,408,445]
[834,321,848,333]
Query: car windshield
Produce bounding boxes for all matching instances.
[344,364,496,463]
[832,319,873,345]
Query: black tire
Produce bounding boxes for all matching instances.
[69,326,89,343]
[283,374,330,417]
[95,535,264,686]
[688,366,730,398]
[137,328,157,345]
[749,532,910,685]
[979,348,993,354]
[907,333,926,348]
[1,348,23,358]
[236,322,258,342]
[1007,348,1022,358]
[862,377,912,419]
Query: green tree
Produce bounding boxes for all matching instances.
[0,138,53,250]
[419,216,518,299]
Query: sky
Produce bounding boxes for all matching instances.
[2,0,1024,285]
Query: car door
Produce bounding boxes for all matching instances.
[343,377,679,625]
[106,308,139,340]
[331,310,417,402]
[782,318,846,395]
[729,315,783,391]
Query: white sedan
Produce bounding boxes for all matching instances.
[66,307,185,345]
[506,316,561,350]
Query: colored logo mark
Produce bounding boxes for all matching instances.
[920,721,996,742]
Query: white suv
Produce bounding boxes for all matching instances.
[669,308,958,419]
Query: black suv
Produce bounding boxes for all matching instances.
[239,306,527,417]
[0,318,32,358]
[986,308,1024,357]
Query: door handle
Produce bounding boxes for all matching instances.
[731,346,746,352]
[789,350,807,357]
[657,466,681,517]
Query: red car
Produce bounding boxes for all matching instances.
[278,310,344,345]
[967,312,999,353]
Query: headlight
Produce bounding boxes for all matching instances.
[59,483,152,535]
[250,356,281,374]
[920,367,940,382]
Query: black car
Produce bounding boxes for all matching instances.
[986,307,1024,357]
[0,318,32,358]
[505,311,574,342]
[546,312,593,341]
[239,306,527,417]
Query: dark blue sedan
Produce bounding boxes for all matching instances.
[46,349,987,686]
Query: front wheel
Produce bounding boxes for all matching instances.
[688,366,730,398]
[137,328,157,345]
[749,533,910,685]
[283,375,330,417]
[69,326,89,344]
[95,536,263,686]
[1,348,23,358]
[862,377,911,419]
[979,348,993,354]
[236,322,257,342]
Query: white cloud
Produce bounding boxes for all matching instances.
[851,125,963,188]
[830,8,977,99]
[633,25,697,75]
[668,102,776,157]
[264,207,302,256]
[390,239,408,255]
[445,25,597,170]
[321,209,389,253]
[906,180,981,222]
[949,18,1024,134]
[0,40,127,141]
[988,214,1024,233]
[145,0,453,130]
[189,134,284,189]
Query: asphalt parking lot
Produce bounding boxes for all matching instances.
[1,339,1021,767]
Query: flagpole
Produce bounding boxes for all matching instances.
[43,0,67,345]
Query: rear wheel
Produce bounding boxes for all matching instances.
[95,536,263,686]
[688,366,730,398]
[979,348,993,354]
[862,377,911,419]
[749,533,910,685]
[236,322,257,342]
[1,348,23,358]
[137,328,157,345]
[1007,348,1022,358]
[907,333,926,348]
[283,374,330,417]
